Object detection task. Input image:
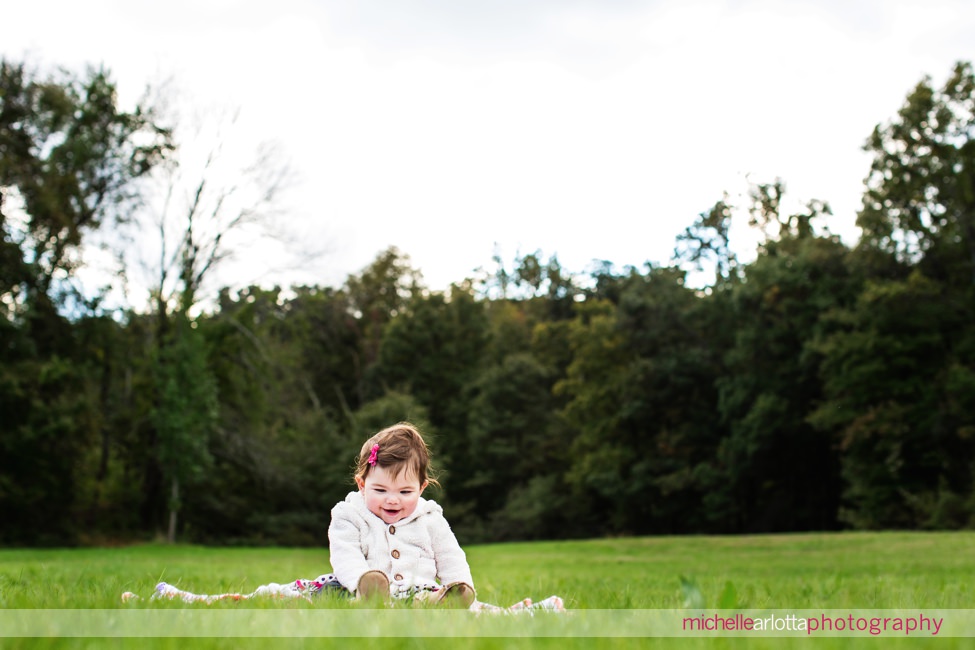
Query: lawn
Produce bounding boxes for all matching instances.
[1,532,973,649]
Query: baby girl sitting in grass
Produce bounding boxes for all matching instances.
[133,422,562,612]
[328,422,475,606]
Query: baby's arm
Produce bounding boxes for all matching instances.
[328,503,371,592]
[430,513,474,587]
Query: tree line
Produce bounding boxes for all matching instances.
[2,58,974,546]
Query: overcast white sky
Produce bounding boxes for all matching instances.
[3,0,975,297]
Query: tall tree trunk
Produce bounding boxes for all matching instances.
[140,437,163,532]
[167,477,179,544]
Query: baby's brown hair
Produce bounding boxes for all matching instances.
[354,422,440,488]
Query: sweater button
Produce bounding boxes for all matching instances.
[391,550,400,559]
[388,525,396,535]
[394,574,404,581]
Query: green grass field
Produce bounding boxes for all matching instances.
[1,532,973,649]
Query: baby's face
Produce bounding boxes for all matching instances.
[356,465,428,524]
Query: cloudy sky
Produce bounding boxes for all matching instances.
[3,0,975,297]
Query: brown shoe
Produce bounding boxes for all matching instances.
[356,570,390,604]
[438,582,476,608]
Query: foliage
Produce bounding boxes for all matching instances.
[858,61,975,283]
[0,59,169,545]
[151,317,219,542]
[5,58,975,545]
[674,196,737,283]
[810,271,975,528]
[716,233,859,532]
[0,60,170,308]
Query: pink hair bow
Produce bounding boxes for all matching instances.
[367,444,380,467]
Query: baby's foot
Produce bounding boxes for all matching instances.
[356,570,391,605]
[438,582,476,609]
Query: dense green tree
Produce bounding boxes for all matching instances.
[151,317,218,542]
[809,270,972,528]
[371,284,488,526]
[858,61,975,285]
[0,60,170,309]
[67,312,153,540]
[345,247,424,387]
[264,285,362,417]
[0,351,97,544]
[0,60,168,544]
[817,60,975,529]
[179,286,353,545]
[551,298,625,529]
[558,266,729,535]
[465,353,556,523]
[717,230,858,531]
[373,285,487,424]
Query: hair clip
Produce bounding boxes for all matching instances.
[367,444,380,467]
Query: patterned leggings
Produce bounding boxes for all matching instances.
[129,574,565,613]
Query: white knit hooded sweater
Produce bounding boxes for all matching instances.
[328,491,474,596]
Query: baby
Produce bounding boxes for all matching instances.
[328,422,475,606]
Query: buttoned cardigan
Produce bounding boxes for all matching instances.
[328,491,474,595]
